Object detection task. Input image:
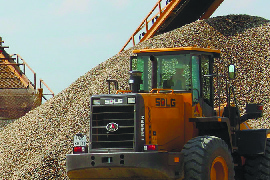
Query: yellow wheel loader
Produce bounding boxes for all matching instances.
[66,47,270,180]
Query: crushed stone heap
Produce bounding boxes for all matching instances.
[0,14,269,179]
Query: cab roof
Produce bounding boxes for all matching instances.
[133,47,221,57]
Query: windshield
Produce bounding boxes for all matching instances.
[132,54,192,91]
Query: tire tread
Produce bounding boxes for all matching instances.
[182,136,235,180]
[244,139,270,180]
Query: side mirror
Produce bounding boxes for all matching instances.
[228,64,236,80]
[246,104,263,119]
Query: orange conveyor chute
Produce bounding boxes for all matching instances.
[119,0,224,53]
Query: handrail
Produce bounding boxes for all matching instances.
[116,90,132,94]
[10,54,37,89]
[40,79,54,98]
[16,54,35,74]
[19,55,37,89]
[10,54,54,101]
[119,0,173,53]
[150,88,174,94]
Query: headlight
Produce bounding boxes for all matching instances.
[128,97,136,104]
[93,99,100,105]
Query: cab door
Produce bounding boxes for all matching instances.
[191,54,214,117]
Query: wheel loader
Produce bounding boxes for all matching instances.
[66,47,270,180]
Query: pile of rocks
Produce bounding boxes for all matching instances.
[0,14,269,179]
[0,61,25,88]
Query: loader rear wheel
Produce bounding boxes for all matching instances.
[182,136,234,180]
[244,139,270,180]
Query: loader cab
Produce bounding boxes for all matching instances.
[132,47,221,116]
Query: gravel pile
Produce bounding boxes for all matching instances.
[0,59,25,88]
[0,14,269,179]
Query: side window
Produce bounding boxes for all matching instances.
[201,55,212,106]
[192,55,200,102]
[132,56,152,91]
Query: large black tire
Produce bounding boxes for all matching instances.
[182,136,235,180]
[244,139,270,180]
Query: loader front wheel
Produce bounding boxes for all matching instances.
[182,136,234,180]
[244,139,270,180]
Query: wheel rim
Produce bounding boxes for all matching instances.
[210,156,228,180]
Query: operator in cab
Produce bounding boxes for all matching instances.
[163,63,187,90]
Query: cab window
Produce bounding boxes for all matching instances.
[132,54,192,91]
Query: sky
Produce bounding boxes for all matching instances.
[1,0,270,98]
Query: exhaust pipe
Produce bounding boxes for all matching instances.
[129,70,143,93]
[150,55,157,89]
